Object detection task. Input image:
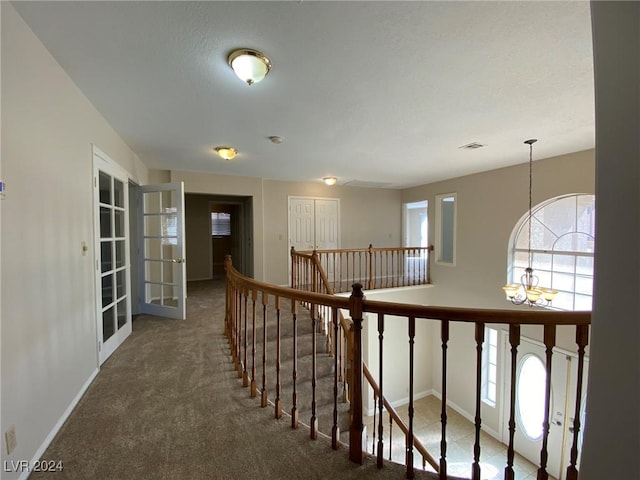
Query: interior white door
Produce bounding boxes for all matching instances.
[138,182,186,320]
[93,148,132,364]
[503,336,567,479]
[289,197,316,251]
[314,199,339,250]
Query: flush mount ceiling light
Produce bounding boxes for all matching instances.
[227,49,271,86]
[323,177,337,186]
[214,146,238,161]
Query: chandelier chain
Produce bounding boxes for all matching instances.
[528,141,533,269]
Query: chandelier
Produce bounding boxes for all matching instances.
[502,139,558,307]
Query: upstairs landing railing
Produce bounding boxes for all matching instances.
[291,245,432,293]
[224,253,591,480]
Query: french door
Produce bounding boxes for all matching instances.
[138,183,186,320]
[93,147,132,364]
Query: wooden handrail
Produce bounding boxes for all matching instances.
[363,364,439,471]
[361,299,590,326]
[227,252,591,480]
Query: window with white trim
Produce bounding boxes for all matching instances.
[482,327,498,406]
[508,194,595,311]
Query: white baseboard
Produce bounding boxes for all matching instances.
[187,276,213,282]
[20,367,99,480]
[365,388,434,417]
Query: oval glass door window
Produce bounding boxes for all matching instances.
[516,354,548,440]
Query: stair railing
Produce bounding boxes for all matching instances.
[290,247,437,472]
[226,254,591,480]
[292,245,433,293]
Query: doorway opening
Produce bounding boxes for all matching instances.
[185,193,253,282]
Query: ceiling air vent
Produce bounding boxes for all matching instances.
[459,142,486,150]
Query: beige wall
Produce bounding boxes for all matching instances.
[184,194,214,281]
[1,4,148,477]
[403,149,595,310]
[171,174,403,285]
[401,149,595,435]
[170,171,265,281]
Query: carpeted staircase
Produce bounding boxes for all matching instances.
[234,300,351,442]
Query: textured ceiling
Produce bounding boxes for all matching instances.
[12,1,595,188]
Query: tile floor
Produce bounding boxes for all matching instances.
[364,395,556,480]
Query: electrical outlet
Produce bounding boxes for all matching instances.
[5,425,17,454]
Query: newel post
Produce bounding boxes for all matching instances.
[349,283,365,464]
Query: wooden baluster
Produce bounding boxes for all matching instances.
[339,251,343,292]
[325,304,332,354]
[261,291,268,407]
[368,244,374,290]
[372,394,378,455]
[377,313,385,468]
[566,325,589,480]
[331,307,340,449]
[274,296,282,419]
[291,300,299,428]
[439,320,449,480]
[349,283,365,464]
[407,316,416,479]
[290,246,295,288]
[389,416,393,461]
[537,325,556,480]
[230,284,237,366]
[236,288,243,378]
[310,300,318,439]
[384,250,388,288]
[472,323,485,480]
[334,251,339,292]
[504,324,521,480]
[242,288,249,387]
[250,289,257,397]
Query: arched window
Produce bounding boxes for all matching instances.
[507,194,595,311]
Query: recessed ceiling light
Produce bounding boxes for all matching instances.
[268,136,283,144]
[214,146,238,160]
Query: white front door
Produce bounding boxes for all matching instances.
[93,148,132,364]
[502,336,580,479]
[138,183,186,320]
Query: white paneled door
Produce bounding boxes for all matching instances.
[93,147,132,365]
[288,196,339,281]
[288,197,339,250]
[138,183,186,320]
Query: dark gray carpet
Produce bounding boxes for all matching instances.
[30,279,437,480]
